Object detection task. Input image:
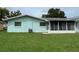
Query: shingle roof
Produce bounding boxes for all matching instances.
[3,15,48,21]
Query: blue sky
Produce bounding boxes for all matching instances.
[7,7,79,18]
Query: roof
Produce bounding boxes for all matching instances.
[3,15,48,21]
[3,14,79,22]
[45,18,76,21]
[65,16,79,21]
[70,17,79,21]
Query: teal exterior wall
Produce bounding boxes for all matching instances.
[7,16,48,32]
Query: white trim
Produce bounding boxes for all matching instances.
[48,30,76,33]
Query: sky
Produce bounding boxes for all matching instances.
[7,7,79,18]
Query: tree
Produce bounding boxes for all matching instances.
[0,7,22,21]
[16,10,22,15]
[0,8,9,21]
[42,8,66,18]
[10,10,22,17]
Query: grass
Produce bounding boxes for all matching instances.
[0,31,79,52]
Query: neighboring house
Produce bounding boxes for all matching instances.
[4,15,79,33]
[0,21,6,31]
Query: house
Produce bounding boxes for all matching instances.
[5,15,48,32]
[4,15,79,33]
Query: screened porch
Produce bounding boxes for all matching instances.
[48,21,76,33]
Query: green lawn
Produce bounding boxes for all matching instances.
[0,31,79,52]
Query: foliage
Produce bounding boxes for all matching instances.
[9,10,22,17]
[0,8,9,21]
[42,8,66,18]
[0,7,22,21]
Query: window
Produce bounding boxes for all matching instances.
[15,22,21,26]
[40,22,46,26]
